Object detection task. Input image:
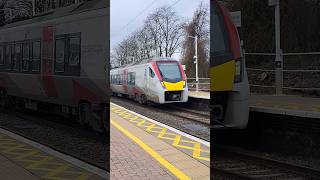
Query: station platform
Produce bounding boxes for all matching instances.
[0,128,108,180]
[110,103,210,180]
[250,94,320,118]
[188,91,210,100]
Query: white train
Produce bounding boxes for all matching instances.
[0,0,109,133]
[110,57,188,104]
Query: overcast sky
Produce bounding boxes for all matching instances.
[111,0,209,53]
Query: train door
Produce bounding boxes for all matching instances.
[146,66,157,98]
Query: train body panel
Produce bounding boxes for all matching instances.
[0,0,109,132]
[0,0,109,107]
[111,58,188,104]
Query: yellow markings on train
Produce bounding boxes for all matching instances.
[111,119,191,180]
[210,60,235,91]
[163,81,184,91]
[0,133,93,180]
[110,105,210,162]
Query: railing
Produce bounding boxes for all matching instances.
[245,52,320,95]
[187,78,210,91]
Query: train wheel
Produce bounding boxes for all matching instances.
[102,106,109,133]
[140,95,147,104]
[90,113,104,133]
[134,94,139,102]
[0,90,6,107]
[79,103,104,133]
[78,103,90,125]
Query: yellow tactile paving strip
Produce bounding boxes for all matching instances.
[110,112,210,179]
[110,103,210,166]
[0,133,105,180]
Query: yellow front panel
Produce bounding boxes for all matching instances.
[163,81,184,91]
[210,60,235,91]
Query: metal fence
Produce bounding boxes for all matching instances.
[245,51,320,95]
[187,78,210,92]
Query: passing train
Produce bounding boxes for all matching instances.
[211,0,250,129]
[0,0,109,132]
[110,57,188,104]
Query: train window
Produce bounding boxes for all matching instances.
[114,75,117,84]
[157,62,182,82]
[128,72,135,86]
[13,44,22,72]
[119,74,123,85]
[5,45,12,70]
[0,46,4,65]
[149,68,155,78]
[55,38,65,73]
[211,2,232,66]
[117,74,121,85]
[31,41,41,72]
[68,37,80,67]
[22,42,30,72]
[54,33,81,76]
[112,75,115,84]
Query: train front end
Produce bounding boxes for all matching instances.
[149,59,188,104]
[211,0,250,129]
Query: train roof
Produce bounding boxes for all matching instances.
[111,57,179,70]
[0,0,108,30]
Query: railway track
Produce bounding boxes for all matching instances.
[110,95,210,126]
[158,105,210,125]
[213,145,320,179]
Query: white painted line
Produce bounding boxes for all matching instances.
[0,127,109,179]
[250,106,320,119]
[111,102,210,147]
[189,95,210,100]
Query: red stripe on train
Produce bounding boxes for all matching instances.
[41,26,58,97]
[150,61,163,81]
[0,78,6,87]
[72,80,100,103]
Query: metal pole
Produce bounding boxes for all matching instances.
[274,0,283,94]
[195,35,199,92]
[32,0,35,17]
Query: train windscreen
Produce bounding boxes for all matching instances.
[157,62,182,82]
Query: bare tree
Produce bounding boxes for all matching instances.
[0,0,33,24]
[181,2,209,78]
[112,5,186,67]
[0,0,9,25]
[144,5,185,57]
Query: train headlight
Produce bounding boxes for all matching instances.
[234,58,242,83]
[160,82,166,89]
